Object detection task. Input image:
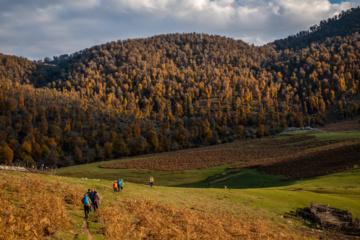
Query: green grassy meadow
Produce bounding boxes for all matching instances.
[55,130,360,217]
[4,163,360,239]
[7,164,360,239]
[3,129,360,239]
[57,130,360,188]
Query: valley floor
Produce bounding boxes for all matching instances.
[2,128,360,239]
[1,166,360,239]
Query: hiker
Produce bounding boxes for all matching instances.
[86,189,92,197]
[81,193,92,219]
[113,180,118,193]
[92,189,100,211]
[89,189,95,211]
[117,178,121,192]
[149,176,154,187]
[120,179,124,192]
[86,189,93,211]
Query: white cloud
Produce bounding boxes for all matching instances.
[66,0,101,9]
[109,0,173,12]
[0,0,359,59]
[105,0,354,31]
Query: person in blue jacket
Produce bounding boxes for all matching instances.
[117,179,121,192]
[81,194,92,219]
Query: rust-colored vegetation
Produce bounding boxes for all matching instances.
[101,135,360,179]
[0,173,82,239]
[101,149,247,171]
[318,119,360,132]
[260,143,360,179]
[97,198,302,240]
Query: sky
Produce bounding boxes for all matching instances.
[0,0,359,60]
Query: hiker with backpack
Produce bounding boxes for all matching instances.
[113,180,118,193]
[86,189,92,197]
[85,189,93,211]
[81,193,92,219]
[91,189,100,211]
[117,179,121,192]
[149,176,154,187]
[119,179,124,192]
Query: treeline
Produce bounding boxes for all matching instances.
[273,6,360,50]
[0,8,359,168]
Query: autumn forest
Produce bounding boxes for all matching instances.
[0,7,360,168]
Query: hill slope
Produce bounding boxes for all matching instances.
[1,162,360,239]
[57,128,360,187]
[0,7,360,168]
[273,7,360,50]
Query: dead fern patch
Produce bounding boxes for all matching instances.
[0,173,82,239]
[97,198,303,240]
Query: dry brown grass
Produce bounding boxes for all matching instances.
[100,149,253,171]
[100,134,360,179]
[317,119,360,132]
[97,198,303,240]
[0,173,82,239]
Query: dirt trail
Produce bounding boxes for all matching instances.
[78,196,104,240]
[82,218,93,240]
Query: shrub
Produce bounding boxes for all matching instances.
[97,198,295,240]
[0,174,82,239]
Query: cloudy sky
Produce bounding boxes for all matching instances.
[0,0,359,60]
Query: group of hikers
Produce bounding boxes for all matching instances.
[113,178,124,192]
[81,176,155,218]
[81,189,100,219]
[112,176,154,192]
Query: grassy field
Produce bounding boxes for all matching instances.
[2,129,360,239]
[57,130,360,188]
[2,165,360,239]
[54,129,360,218]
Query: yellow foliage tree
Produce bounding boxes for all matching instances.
[0,144,14,164]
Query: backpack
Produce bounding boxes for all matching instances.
[83,195,90,205]
[94,193,100,202]
[90,192,96,201]
[113,182,117,188]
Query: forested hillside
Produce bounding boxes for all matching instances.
[0,7,359,168]
[273,7,360,50]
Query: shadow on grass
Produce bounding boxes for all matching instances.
[172,167,297,189]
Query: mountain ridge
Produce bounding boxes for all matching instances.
[0,7,359,168]
[272,6,360,50]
